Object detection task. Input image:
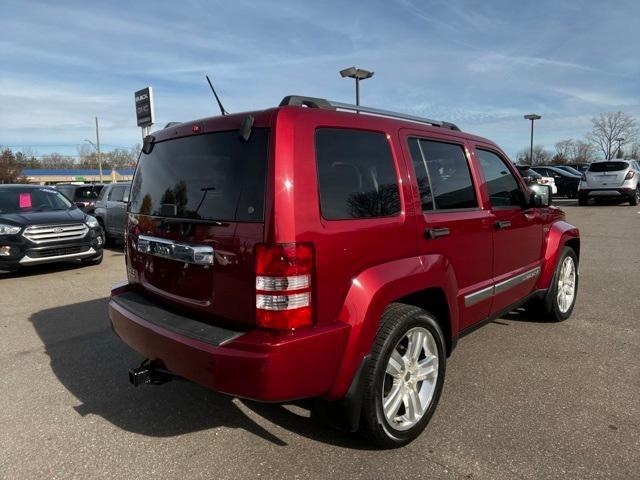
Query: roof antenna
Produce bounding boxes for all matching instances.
[206,75,229,116]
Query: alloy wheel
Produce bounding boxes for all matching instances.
[382,327,439,431]
[557,256,576,313]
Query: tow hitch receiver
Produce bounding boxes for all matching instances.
[128,360,173,387]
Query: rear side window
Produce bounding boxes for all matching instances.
[409,139,477,211]
[477,149,524,207]
[130,129,269,222]
[316,129,400,219]
[588,162,628,172]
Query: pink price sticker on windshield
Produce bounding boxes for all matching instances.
[19,193,32,208]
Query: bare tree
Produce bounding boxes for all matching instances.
[552,139,575,164]
[571,140,597,163]
[516,145,552,165]
[586,111,639,160]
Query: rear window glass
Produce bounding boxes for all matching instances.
[316,128,400,220]
[588,162,628,172]
[74,185,103,200]
[130,129,269,222]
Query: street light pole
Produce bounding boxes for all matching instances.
[95,117,103,182]
[524,114,542,164]
[340,67,374,107]
[615,137,625,158]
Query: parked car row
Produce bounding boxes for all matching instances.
[54,182,130,246]
[518,160,640,205]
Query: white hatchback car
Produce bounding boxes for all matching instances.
[579,160,640,206]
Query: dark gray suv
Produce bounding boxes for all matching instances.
[93,183,130,246]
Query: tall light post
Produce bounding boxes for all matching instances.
[615,137,625,158]
[524,114,542,164]
[84,124,103,183]
[340,67,374,107]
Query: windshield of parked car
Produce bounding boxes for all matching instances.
[0,188,74,214]
[588,162,628,172]
[130,129,269,222]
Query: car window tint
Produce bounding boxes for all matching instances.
[418,140,477,210]
[407,138,433,210]
[316,128,400,219]
[109,185,125,202]
[477,149,524,207]
[588,162,628,172]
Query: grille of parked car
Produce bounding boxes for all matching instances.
[27,245,91,258]
[22,224,89,244]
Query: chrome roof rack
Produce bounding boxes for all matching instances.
[279,95,461,131]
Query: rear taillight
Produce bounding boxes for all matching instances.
[254,243,314,330]
[625,171,634,180]
[581,173,586,181]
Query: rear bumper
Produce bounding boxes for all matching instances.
[579,187,634,197]
[108,284,350,402]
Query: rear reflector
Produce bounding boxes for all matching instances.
[254,243,314,330]
[256,292,310,310]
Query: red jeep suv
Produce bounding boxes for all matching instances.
[109,96,580,447]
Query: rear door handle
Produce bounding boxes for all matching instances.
[425,227,450,239]
[495,220,511,230]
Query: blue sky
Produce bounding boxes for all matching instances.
[1,0,639,159]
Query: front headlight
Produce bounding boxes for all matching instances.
[0,224,21,235]
[85,216,99,228]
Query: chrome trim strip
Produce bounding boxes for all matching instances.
[464,285,494,307]
[137,235,214,265]
[19,247,97,264]
[464,267,541,307]
[494,267,541,295]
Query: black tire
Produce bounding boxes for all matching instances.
[82,250,103,266]
[97,218,114,247]
[578,195,588,206]
[629,187,639,206]
[359,303,446,448]
[541,247,578,322]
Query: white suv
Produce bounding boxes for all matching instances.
[578,160,640,206]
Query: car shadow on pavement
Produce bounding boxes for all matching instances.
[0,261,92,279]
[30,298,372,449]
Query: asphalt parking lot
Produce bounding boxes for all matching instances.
[1,200,639,480]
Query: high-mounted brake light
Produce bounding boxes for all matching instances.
[254,243,314,330]
[625,171,635,180]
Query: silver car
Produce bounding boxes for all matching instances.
[578,160,640,206]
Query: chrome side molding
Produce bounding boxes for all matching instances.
[137,235,214,265]
[464,267,541,307]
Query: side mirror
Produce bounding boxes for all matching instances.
[529,184,552,207]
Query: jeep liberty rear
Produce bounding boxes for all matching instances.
[109,96,580,448]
